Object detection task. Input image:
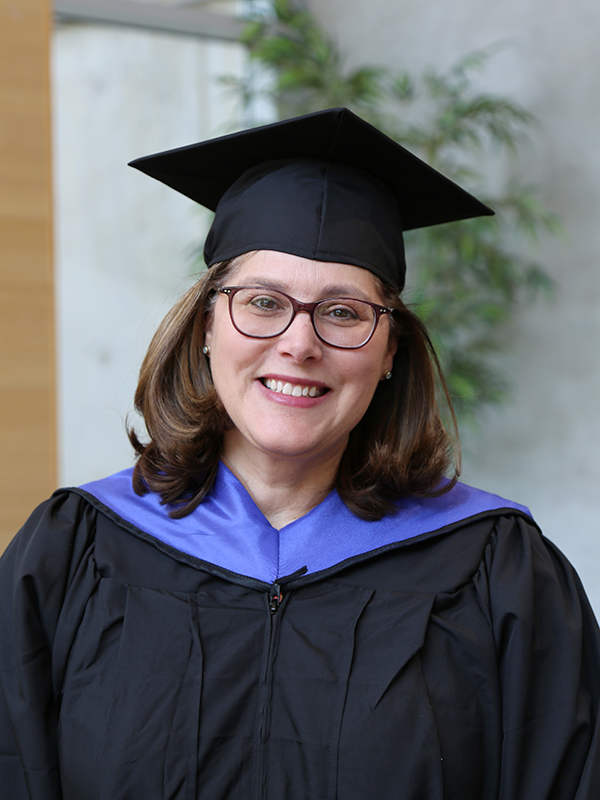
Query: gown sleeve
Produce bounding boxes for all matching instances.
[474,514,600,799]
[0,491,99,800]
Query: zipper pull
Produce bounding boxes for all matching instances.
[269,583,282,614]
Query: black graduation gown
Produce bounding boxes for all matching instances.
[1,486,599,800]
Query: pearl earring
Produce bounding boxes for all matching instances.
[202,344,210,356]
[384,370,392,380]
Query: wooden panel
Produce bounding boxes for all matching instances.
[0,0,56,551]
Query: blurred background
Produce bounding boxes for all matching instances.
[1,0,599,613]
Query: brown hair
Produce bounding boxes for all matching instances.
[129,258,460,521]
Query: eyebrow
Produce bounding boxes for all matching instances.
[237,277,376,302]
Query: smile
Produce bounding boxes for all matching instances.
[261,378,328,398]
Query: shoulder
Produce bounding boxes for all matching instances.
[0,487,117,618]
[401,478,532,518]
[2,487,100,569]
[9,466,145,557]
[381,479,534,545]
[298,482,537,593]
[0,472,146,591]
[0,488,111,656]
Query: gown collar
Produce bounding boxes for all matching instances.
[79,462,531,584]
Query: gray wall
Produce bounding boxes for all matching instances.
[306,0,600,610]
[53,21,245,485]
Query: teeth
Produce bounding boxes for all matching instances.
[263,379,324,398]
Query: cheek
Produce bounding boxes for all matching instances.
[338,356,382,407]
[209,332,269,399]
[206,315,237,368]
[354,338,391,384]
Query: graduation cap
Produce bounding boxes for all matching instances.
[129,107,493,290]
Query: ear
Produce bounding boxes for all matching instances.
[204,318,213,350]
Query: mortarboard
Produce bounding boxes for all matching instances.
[129,107,493,290]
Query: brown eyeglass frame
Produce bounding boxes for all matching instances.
[219,286,393,350]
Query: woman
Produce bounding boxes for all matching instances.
[1,108,598,800]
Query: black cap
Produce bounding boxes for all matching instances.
[129,107,493,289]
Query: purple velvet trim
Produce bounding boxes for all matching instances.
[80,463,531,584]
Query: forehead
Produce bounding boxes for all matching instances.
[232,250,385,300]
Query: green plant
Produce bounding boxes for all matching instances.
[221,0,560,423]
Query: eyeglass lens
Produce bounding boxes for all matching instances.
[229,288,377,348]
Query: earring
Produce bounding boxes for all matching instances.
[384,370,392,380]
[202,344,210,356]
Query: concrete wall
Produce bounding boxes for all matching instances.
[52,21,245,486]
[306,0,600,611]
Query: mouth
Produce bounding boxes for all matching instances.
[261,378,329,398]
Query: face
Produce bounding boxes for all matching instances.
[204,250,397,473]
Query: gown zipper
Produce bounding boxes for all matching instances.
[256,582,283,799]
[256,569,306,800]
[269,583,282,614]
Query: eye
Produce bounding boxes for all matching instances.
[251,295,278,310]
[333,306,357,319]
[241,292,288,315]
[318,300,365,324]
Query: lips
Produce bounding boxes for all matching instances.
[261,378,328,398]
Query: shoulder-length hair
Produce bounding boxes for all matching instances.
[129,257,460,521]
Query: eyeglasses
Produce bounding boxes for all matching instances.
[219,286,393,349]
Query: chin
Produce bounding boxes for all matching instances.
[256,438,322,460]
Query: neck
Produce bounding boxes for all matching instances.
[221,441,342,530]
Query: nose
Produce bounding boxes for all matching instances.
[276,310,323,362]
